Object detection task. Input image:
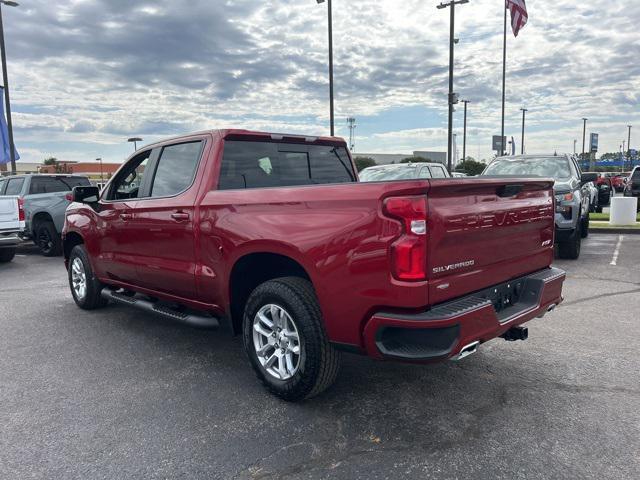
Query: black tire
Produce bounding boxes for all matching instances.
[243,277,340,402]
[0,248,16,263]
[68,245,108,310]
[35,221,62,257]
[558,224,582,260]
[581,213,589,238]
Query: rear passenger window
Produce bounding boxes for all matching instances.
[430,166,447,178]
[218,141,355,190]
[5,178,24,195]
[0,179,6,194]
[418,167,432,179]
[150,141,203,197]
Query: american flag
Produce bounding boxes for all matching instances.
[505,0,528,37]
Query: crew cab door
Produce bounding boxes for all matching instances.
[126,138,206,300]
[94,150,153,284]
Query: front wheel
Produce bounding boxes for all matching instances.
[243,277,341,402]
[68,245,108,310]
[581,213,590,238]
[558,224,582,259]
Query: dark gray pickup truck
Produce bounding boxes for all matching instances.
[483,154,597,260]
[0,174,91,256]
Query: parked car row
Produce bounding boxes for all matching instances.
[0,174,91,259]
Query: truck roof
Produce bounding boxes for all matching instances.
[142,129,347,150]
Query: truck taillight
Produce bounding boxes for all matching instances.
[18,198,25,222]
[383,196,427,281]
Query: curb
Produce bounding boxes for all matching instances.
[589,227,640,235]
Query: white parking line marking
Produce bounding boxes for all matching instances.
[610,235,624,266]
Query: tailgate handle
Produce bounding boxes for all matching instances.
[497,184,523,197]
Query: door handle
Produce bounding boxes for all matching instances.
[171,212,190,221]
[119,213,133,220]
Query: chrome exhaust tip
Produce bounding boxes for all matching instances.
[451,341,479,361]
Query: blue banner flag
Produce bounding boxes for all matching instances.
[0,86,19,165]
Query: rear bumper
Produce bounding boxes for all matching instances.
[363,267,565,362]
[0,232,23,249]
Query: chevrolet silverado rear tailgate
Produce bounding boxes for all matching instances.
[426,176,555,305]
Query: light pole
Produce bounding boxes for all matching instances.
[96,157,103,183]
[520,107,527,155]
[461,99,469,162]
[0,0,18,175]
[573,139,577,155]
[581,118,587,161]
[628,125,632,169]
[128,137,142,151]
[316,0,334,136]
[437,0,469,174]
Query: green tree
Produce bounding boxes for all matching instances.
[455,158,486,176]
[43,157,58,166]
[354,156,377,172]
[400,156,430,164]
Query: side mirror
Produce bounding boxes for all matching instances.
[72,185,100,204]
[581,172,597,185]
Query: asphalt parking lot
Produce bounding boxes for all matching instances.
[1,235,639,480]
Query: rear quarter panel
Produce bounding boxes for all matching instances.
[196,180,432,346]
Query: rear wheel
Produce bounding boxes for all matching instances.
[558,224,582,259]
[0,248,16,263]
[68,245,107,309]
[243,277,340,401]
[35,221,62,257]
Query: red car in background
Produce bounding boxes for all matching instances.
[612,173,630,192]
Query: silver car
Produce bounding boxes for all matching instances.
[359,162,450,182]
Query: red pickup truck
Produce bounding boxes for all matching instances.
[63,129,565,401]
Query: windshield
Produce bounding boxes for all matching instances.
[359,167,416,182]
[484,157,571,180]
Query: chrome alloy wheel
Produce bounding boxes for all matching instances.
[252,304,301,380]
[71,257,87,300]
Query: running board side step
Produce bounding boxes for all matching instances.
[101,290,220,329]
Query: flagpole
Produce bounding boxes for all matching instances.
[0,2,17,175]
[500,4,507,156]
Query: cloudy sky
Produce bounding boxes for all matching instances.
[4,0,639,164]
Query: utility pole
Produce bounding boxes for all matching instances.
[437,0,469,174]
[461,100,469,162]
[520,107,527,155]
[0,1,19,175]
[316,0,334,136]
[346,116,356,151]
[573,139,577,155]
[500,4,507,156]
